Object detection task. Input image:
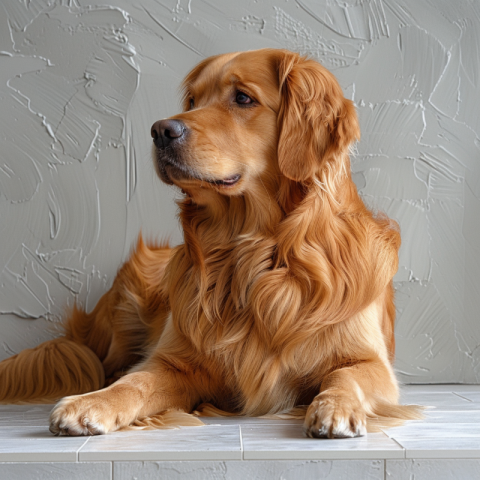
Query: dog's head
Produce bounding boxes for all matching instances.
[151,49,359,203]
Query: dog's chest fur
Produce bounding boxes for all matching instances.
[165,236,333,414]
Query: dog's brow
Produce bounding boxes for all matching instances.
[188,66,224,98]
[225,74,263,99]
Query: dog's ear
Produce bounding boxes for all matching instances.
[277,52,360,182]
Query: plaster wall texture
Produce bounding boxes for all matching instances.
[0,0,479,383]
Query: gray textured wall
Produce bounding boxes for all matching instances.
[1,0,479,383]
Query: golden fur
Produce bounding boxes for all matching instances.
[0,49,421,438]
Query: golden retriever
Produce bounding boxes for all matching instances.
[0,49,421,438]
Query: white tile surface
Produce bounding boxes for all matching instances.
[400,384,480,393]
[0,405,52,427]
[78,425,242,461]
[0,384,479,469]
[417,410,480,423]
[395,437,480,459]
[0,427,90,462]
[386,459,480,479]
[399,392,480,410]
[0,462,111,480]
[383,423,480,438]
[454,392,480,403]
[240,424,404,460]
[114,459,384,480]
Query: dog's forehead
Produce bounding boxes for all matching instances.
[223,51,278,82]
[191,50,280,99]
[192,52,239,88]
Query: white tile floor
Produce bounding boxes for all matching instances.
[0,385,479,479]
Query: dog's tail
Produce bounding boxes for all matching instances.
[0,337,104,404]
[0,305,109,404]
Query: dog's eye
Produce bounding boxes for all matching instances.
[235,91,253,105]
[189,98,194,110]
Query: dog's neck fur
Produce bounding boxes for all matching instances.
[176,154,351,260]
[167,154,392,344]
[161,153,399,415]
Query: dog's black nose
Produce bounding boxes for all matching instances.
[151,119,186,148]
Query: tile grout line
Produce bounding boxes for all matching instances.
[76,436,91,462]
[239,425,244,461]
[390,437,406,459]
[452,392,473,402]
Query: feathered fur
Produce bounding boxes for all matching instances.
[0,49,422,438]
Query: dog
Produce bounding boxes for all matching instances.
[0,49,421,438]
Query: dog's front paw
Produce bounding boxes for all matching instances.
[304,390,367,439]
[49,393,114,436]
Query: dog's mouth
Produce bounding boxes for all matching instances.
[205,174,241,187]
[158,156,241,189]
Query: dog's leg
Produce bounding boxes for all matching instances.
[49,360,199,436]
[303,358,397,438]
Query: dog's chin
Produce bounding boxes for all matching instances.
[155,159,189,186]
[160,162,241,191]
[157,164,174,185]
